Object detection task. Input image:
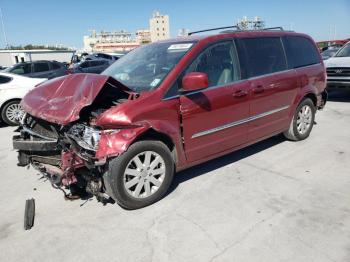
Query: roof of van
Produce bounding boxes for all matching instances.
[157,30,312,44]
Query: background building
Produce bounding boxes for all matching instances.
[178,28,190,37]
[236,16,265,30]
[149,11,170,42]
[136,29,151,44]
[83,30,139,53]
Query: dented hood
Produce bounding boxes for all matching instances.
[21,73,129,125]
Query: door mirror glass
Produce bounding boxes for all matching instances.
[182,72,209,92]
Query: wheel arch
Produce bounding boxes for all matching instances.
[133,128,177,164]
[303,92,317,107]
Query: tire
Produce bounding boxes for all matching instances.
[1,100,24,126]
[283,98,316,141]
[103,140,174,210]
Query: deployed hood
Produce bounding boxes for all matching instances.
[21,73,133,125]
[325,56,350,68]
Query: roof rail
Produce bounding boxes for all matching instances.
[263,27,284,31]
[188,26,241,36]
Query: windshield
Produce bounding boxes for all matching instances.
[102,42,195,92]
[322,49,338,57]
[335,43,350,57]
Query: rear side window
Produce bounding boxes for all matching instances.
[91,60,107,66]
[239,37,287,78]
[33,62,50,72]
[284,36,321,68]
[80,61,90,68]
[0,76,12,84]
[96,53,112,60]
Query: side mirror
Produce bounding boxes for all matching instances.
[182,72,209,92]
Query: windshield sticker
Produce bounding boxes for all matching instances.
[150,78,161,87]
[168,43,193,51]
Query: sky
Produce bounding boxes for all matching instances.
[0,0,349,49]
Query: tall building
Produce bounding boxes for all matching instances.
[149,11,170,42]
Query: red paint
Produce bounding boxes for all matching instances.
[20,73,132,125]
[60,150,84,186]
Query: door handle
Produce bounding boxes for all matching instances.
[253,85,265,94]
[233,89,248,98]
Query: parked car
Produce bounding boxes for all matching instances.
[324,42,350,90]
[13,28,327,209]
[0,73,46,125]
[84,53,119,62]
[4,61,68,79]
[321,47,340,60]
[70,59,112,74]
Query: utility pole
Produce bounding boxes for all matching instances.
[0,7,9,49]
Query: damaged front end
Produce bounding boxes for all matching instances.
[13,74,141,202]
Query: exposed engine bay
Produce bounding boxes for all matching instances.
[13,78,136,203]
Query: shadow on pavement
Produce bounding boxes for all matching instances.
[327,89,350,102]
[168,134,286,195]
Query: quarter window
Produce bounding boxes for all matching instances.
[185,41,241,87]
[239,37,287,78]
[284,36,320,68]
[51,62,61,70]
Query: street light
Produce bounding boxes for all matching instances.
[0,7,9,49]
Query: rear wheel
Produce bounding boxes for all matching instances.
[104,140,174,209]
[283,98,316,141]
[1,100,24,126]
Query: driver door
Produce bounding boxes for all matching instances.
[179,41,250,162]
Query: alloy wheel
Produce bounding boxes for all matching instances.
[296,105,312,135]
[5,103,24,124]
[123,151,166,199]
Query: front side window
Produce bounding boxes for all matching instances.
[335,43,350,57]
[284,36,321,68]
[103,42,195,92]
[239,37,287,78]
[33,62,50,73]
[185,41,241,87]
[7,63,31,75]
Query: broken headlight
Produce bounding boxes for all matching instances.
[68,124,100,151]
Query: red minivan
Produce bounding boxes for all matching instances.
[13,28,327,209]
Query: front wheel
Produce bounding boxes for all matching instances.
[1,100,24,126]
[283,98,316,141]
[103,140,174,209]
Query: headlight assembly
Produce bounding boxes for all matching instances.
[68,124,101,151]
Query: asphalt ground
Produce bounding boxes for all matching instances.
[0,90,349,262]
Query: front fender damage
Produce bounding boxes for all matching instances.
[96,125,149,159]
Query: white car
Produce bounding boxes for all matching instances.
[324,43,350,90]
[0,73,47,125]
